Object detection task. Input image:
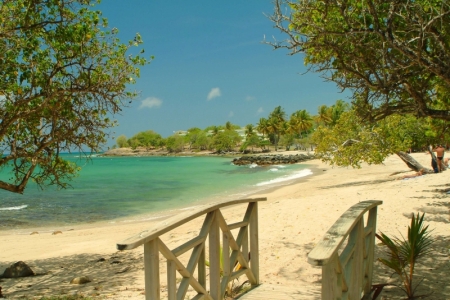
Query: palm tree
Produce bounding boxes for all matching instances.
[267,106,287,151]
[244,124,255,138]
[267,116,283,151]
[329,99,349,126]
[256,118,269,138]
[291,109,313,138]
[314,104,332,127]
[269,105,286,123]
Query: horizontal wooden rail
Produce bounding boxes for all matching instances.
[117,198,266,300]
[308,200,383,300]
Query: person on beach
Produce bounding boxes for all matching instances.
[396,169,425,180]
[433,144,445,172]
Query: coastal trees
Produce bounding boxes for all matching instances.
[312,110,431,169]
[211,130,242,152]
[116,135,129,148]
[0,0,150,193]
[290,109,313,138]
[127,130,163,150]
[268,0,450,122]
[267,106,287,150]
[256,118,270,139]
[165,134,185,153]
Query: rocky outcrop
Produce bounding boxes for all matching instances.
[232,153,316,166]
[2,261,34,278]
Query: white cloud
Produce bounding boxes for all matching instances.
[245,96,255,101]
[228,111,234,117]
[207,87,221,101]
[256,107,264,114]
[139,97,162,109]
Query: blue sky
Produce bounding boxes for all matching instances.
[98,1,348,146]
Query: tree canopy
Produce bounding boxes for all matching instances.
[0,0,150,193]
[312,110,429,168]
[268,0,450,122]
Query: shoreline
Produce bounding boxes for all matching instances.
[0,152,315,235]
[1,152,450,299]
[0,160,318,237]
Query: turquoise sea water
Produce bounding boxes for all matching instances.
[0,154,312,230]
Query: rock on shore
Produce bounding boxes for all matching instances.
[232,153,316,166]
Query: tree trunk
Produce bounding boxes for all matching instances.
[396,151,433,173]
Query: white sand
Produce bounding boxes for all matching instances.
[1,152,449,299]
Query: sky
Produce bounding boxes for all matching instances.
[97,1,349,147]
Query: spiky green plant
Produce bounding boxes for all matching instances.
[376,213,434,299]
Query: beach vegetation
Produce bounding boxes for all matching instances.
[127,130,163,150]
[211,130,242,152]
[225,121,241,131]
[268,0,450,122]
[256,118,270,139]
[312,110,429,168]
[186,127,210,151]
[0,0,151,194]
[289,109,313,138]
[240,134,262,153]
[267,106,287,150]
[204,125,224,135]
[165,134,185,153]
[376,213,434,299]
[116,135,129,148]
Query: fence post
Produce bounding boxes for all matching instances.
[144,239,160,300]
[209,211,221,299]
[249,202,260,286]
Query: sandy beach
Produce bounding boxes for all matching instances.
[1,152,449,299]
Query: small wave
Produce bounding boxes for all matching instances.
[249,163,258,168]
[256,169,313,186]
[269,168,279,172]
[0,205,28,211]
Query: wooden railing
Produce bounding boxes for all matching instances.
[117,198,266,300]
[308,200,383,300]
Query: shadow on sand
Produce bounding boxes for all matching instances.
[1,249,144,299]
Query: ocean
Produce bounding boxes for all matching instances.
[0,154,312,230]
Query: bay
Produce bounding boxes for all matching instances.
[0,154,312,230]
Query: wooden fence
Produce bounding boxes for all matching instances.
[308,200,383,300]
[117,198,266,300]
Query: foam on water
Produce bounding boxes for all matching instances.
[0,205,28,211]
[256,168,313,186]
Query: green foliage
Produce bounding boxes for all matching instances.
[165,134,185,153]
[290,109,313,137]
[186,127,210,151]
[211,130,242,152]
[116,135,128,148]
[376,213,434,298]
[312,110,427,167]
[127,130,162,150]
[270,0,450,121]
[0,0,151,193]
[279,133,296,150]
[204,125,224,134]
[240,134,261,152]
